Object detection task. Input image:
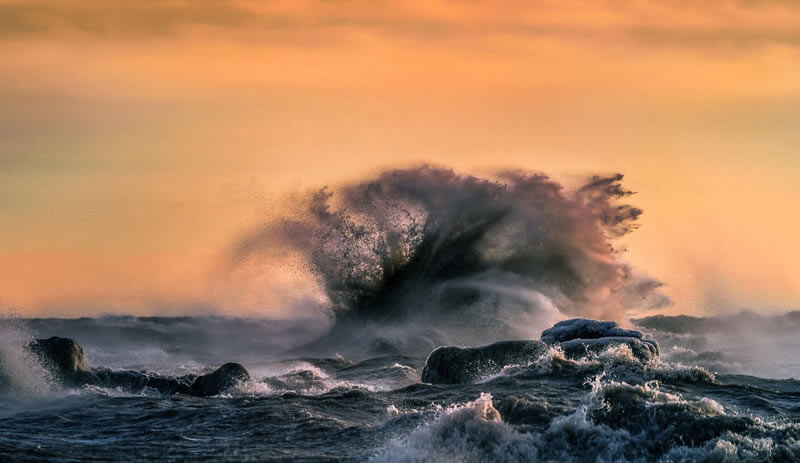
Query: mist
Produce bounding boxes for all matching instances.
[233,166,669,354]
[634,310,800,379]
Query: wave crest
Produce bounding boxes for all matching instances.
[237,166,669,351]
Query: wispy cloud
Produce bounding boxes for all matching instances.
[1,0,799,49]
[0,0,254,39]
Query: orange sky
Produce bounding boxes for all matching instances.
[1,0,799,317]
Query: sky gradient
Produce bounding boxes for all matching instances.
[1,0,799,317]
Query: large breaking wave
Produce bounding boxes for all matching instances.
[235,166,669,354]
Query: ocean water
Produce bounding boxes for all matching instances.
[3,168,799,461]
[1,315,799,462]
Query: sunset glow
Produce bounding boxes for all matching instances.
[2,0,799,317]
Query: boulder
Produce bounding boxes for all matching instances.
[25,336,252,396]
[541,318,659,364]
[190,363,250,397]
[421,318,661,384]
[28,337,89,386]
[421,340,547,384]
[540,319,644,344]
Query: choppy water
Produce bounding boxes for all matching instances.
[1,316,799,462]
[3,168,799,461]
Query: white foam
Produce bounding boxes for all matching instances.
[372,369,774,463]
[372,393,539,463]
[0,316,54,398]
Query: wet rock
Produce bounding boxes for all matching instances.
[540,319,644,344]
[85,368,194,395]
[26,336,250,396]
[421,340,547,384]
[28,337,89,386]
[191,363,250,396]
[541,318,659,363]
[421,318,661,385]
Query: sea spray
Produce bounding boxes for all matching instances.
[0,312,53,397]
[235,166,670,354]
[372,393,541,463]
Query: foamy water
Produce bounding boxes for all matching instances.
[0,316,798,461]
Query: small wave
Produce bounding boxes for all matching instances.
[78,384,164,398]
[372,393,540,463]
[481,343,717,388]
[229,361,393,398]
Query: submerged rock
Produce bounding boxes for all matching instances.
[191,363,251,397]
[86,368,195,395]
[28,337,89,386]
[85,363,250,397]
[421,340,547,384]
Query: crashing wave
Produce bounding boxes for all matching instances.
[372,393,540,463]
[236,166,669,355]
[0,317,54,397]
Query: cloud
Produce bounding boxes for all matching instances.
[0,0,255,40]
[628,26,800,48]
[0,0,798,50]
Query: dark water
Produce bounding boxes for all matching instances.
[1,316,799,462]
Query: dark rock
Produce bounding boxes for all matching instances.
[146,374,194,395]
[85,368,194,395]
[190,363,250,396]
[540,318,644,344]
[28,337,89,386]
[25,335,250,397]
[421,340,547,384]
[420,318,662,385]
[540,318,659,363]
